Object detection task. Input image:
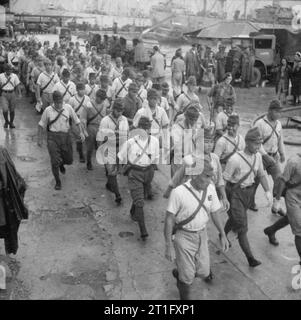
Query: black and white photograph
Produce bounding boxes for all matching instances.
[0,0,301,304]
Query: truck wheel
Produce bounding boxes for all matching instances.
[251,67,261,86]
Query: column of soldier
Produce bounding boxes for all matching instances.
[1,38,301,301]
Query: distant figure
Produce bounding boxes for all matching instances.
[171,50,185,97]
[150,46,165,84]
[215,45,227,83]
[184,44,200,82]
[134,39,149,71]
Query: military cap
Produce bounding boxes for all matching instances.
[223,72,232,81]
[161,82,169,90]
[269,99,282,111]
[227,115,240,126]
[43,58,52,65]
[53,91,63,101]
[203,127,215,141]
[186,76,197,86]
[123,67,131,77]
[142,70,150,78]
[245,127,263,143]
[96,89,107,101]
[76,83,85,91]
[94,58,102,65]
[61,68,70,77]
[128,82,138,92]
[152,83,161,91]
[4,64,13,71]
[136,73,144,80]
[138,116,152,130]
[112,98,124,111]
[147,89,158,99]
[185,104,200,119]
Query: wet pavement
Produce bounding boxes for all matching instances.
[0,87,301,300]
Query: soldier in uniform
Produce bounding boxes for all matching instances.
[97,99,129,205]
[118,117,160,240]
[81,89,108,170]
[0,64,22,129]
[52,69,76,104]
[223,127,272,267]
[263,154,301,265]
[214,101,236,140]
[214,115,245,167]
[136,73,147,105]
[111,67,132,100]
[85,73,99,103]
[37,91,85,190]
[215,45,227,83]
[241,46,252,89]
[69,83,92,163]
[36,58,60,112]
[123,82,142,129]
[164,158,229,300]
[251,100,285,214]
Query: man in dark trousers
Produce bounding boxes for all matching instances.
[223,127,272,267]
[37,91,85,190]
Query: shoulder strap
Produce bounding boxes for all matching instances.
[175,185,208,230]
[40,74,55,93]
[87,102,104,125]
[233,153,257,189]
[115,78,126,98]
[262,119,279,145]
[61,84,71,99]
[132,136,151,164]
[75,96,85,114]
[221,135,240,163]
[1,76,13,90]
[47,107,65,132]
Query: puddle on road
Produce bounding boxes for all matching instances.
[118,231,134,238]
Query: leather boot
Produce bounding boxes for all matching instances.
[9,111,15,128]
[238,232,261,267]
[135,206,148,240]
[177,279,191,300]
[264,216,289,246]
[109,175,122,205]
[130,203,137,221]
[3,111,9,128]
[51,165,61,190]
[76,141,85,163]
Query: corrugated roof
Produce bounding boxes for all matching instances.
[195,21,260,39]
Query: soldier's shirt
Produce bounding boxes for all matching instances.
[214,133,245,163]
[31,67,45,84]
[85,83,100,102]
[112,66,123,81]
[253,116,282,154]
[111,77,132,99]
[281,154,301,199]
[137,87,147,103]
[84,66,102,82]
[223,151,266,188]
[167,181,221,232]
[215,111,233,131]
[176,92,201,113]
[52,80,77,104]
[38,104,80,133]
[159,96,170,112]
[143,80,153,91]
[118,134,160,167]
[133,102,169,137]
[96,114,129,162]
[69,94,92,117]
[37,72,60,94]
[80,101,107,127]
[0,73,20,90]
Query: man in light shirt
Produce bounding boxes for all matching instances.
[52,69,76,104]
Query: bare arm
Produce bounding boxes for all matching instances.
[37,125,44,147]
[164,212,175,261]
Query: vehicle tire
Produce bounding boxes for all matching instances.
[251,67,261,86]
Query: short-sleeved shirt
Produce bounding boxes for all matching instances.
[118,134,160,167]
[52,80,76,104]
[176,92,202,113]
[0,73,20,91]
[37,72,60,94]
[69,94,92,116]
[31,66,44,84]
[84,66,102,82]
[253,116,282,154]
[137,87,147,104]
[281,154,301,199]
[215,111,229,131]
[223,151,265,188]
[85,83,99,102]
[143,80,153,91]
[80,101,107,126]
[38,104,80,133]
[214,133,245,163]
[167,181,221,232]
[133,103,169,137]
[112,66,123,81]
[159,96,170,111]
[111,77,132,99]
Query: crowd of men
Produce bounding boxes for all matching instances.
[0,35,301,301]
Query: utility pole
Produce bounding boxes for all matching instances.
[203,0,207,16]
[244,0,248,19]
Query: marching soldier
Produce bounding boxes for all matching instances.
[99,74,113,108]
[81,89,108,170]
[214,115,245,168]
[52,69,76,104]
[223,127,272,267]
[123,82,142,129]
[84,57,102,83]
[111,67,132,100]
[263,154,301,264]
[251,100,285,214]
[37,91,85,190]
[142,70,153,91]
[97,99,129,205]
[36,58,60,111]
[214,101,236,140]
[164,158,229,300]
[118,117,160,240]
[133,88,169,144]
[175,76,201,121]
[0,64,22,129]
[69,82,92,163]
[85,73,99,103]
[136,73,147,104]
